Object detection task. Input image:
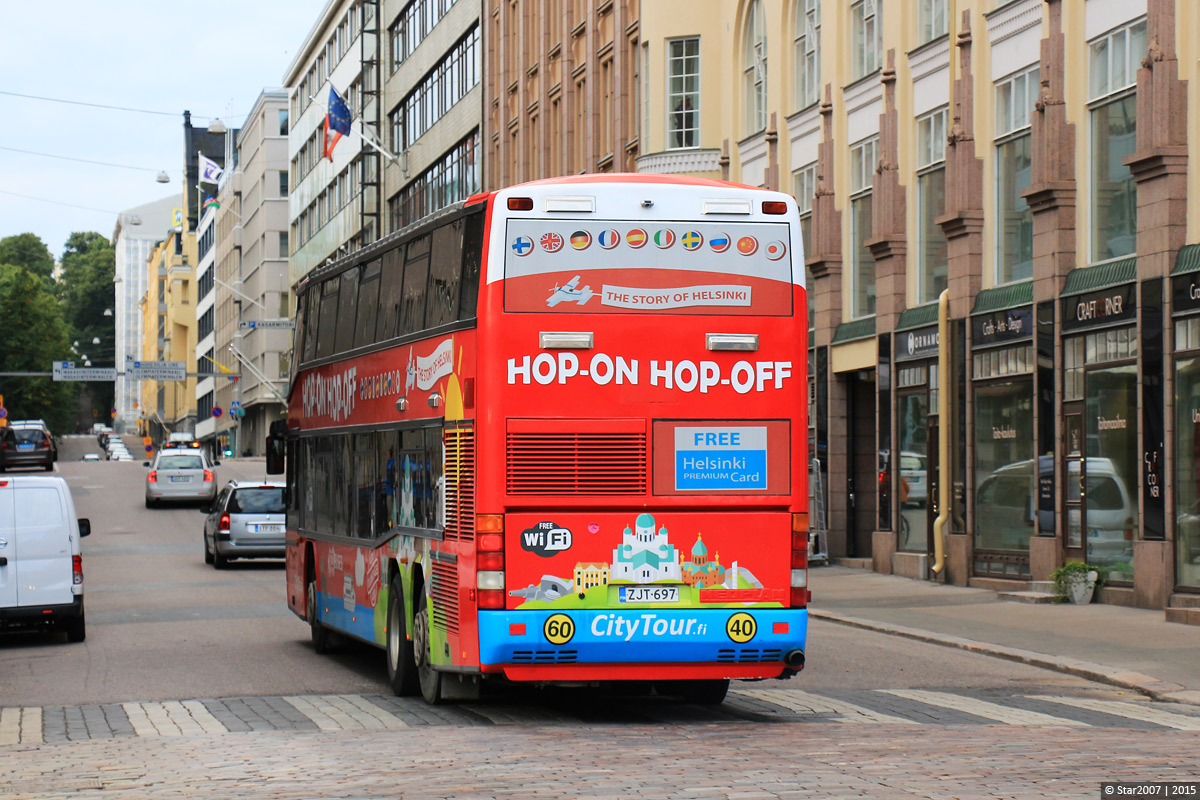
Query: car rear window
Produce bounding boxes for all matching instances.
[13,430,45,444]
[158,455,205,470]
[229,488,285,514]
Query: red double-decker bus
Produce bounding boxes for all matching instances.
[270,174,810,705]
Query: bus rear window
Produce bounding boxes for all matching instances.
[503,220,795,316]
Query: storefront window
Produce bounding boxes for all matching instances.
[973,378,1034,552]
[1176,356,1200,590]
[1084,365,1138,580]
[897,392,929,552]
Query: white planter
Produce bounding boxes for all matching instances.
[1065,571,1098,604]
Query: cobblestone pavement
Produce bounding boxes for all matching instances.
[5,686,1200,799]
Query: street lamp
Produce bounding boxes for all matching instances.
[155,172,170,184]
[208,118,227,135]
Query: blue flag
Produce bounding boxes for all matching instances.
[323,86,352,161]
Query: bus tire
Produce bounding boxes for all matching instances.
[668,679,730,705]
[386,575,419,696]
[308,576,334,654]
[413,594,443,705]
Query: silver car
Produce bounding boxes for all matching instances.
[145,449,218,507]
[202,481,286,568]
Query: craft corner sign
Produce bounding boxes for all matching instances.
[1061,284,1136,332]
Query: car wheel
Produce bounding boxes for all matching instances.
[213,546,228,570]
[308,576,334,654]
[145,497,154,509]
[203,532,214,565]
[386,575,419,696]
[64,607,86,643]
[44,462,54,472]
[413,593,443,704]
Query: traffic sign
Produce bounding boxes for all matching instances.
[53,362,118,382]
[213,407,223,418]
[239,319,295,330]
[229,408,245,418]
[128,361,186,381]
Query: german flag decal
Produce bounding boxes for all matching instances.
[570,230,591,250]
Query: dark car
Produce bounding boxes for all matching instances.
[0,424,56,472]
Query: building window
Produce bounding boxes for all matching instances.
[919,0,946,46]
[850,137,877,319]
[278,109,289,136]
[743,0,767,135]
[392,0,461,69]
[640,42,650,149]
[995,65,1038,285]
[1089,19,1143,263]
[279,230,289,257]
[600,58,613,159]
[666,37,700,149]
[394,26,480,151]
[279,171,289,197]
[794,0,820,111]
[851,0,880,81]
[917,107,948,304]
[395,131,480,227]
[794,162,816,329]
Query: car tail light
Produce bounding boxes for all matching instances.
[148,470,157,483]
[219,513,231,532]
[73,555,83,585]
[477,515,505,609]
[203,470,214,482]
[790,512,810,608]
[39,438,50,449]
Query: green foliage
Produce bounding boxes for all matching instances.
[0,264,76,432]
[57,232,117,420]
[1050,561,1106,603]
[0,233,54,281]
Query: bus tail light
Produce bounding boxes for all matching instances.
[507,197,534,211]
[477,516,505,609]
[147,470,157,483]
[219,513,231,532]
[72,555,83,585]
[762,200,789,215]
[791,513,810,607]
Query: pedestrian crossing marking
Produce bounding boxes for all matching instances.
[882,690,1089,727]
[0,707,42,744]
[284,695,349,730]
[1030,695,1200,731]
[733,688,919,724]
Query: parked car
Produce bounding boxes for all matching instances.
[0,475,90,641]
[0,424,56,472]
[145,448,218,508]
[81,453,102,462]
[201,481,286,568]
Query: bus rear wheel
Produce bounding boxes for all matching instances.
[386,575,419,696]
[308,577,334,654]
[412,594,443,704]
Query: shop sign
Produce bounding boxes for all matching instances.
[1061,284,1136,332]
[971,306,1032,348]
[1171,273,1200,316]
[895,325,939,362]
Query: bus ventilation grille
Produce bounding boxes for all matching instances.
[511,650,578,663]
[430,560,460,634]
[443,424,476,541]
[716,648,784,663]
[506,432,647,495]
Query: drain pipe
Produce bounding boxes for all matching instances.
[932,289,950,574]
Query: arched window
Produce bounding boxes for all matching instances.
[794,0,820,110]
[743,0,767,134]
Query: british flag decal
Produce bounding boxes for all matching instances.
[540,232,564,252]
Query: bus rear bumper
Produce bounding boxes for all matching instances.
[478,608,807,682]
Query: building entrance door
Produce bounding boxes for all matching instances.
[1063,410,1086,564]
[845,371,876,560]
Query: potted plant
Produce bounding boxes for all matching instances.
[1050,561,1103,604]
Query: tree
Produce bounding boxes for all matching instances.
[0,233,55,281]
[57,232,117,421]
[0,265,76,432]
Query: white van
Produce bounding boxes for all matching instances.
[0,475,91,641]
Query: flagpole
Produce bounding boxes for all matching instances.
[308,95,397,162]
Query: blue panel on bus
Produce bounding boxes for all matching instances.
[478,608,807,665]
[314,589,378,644]
[673,426,769,491]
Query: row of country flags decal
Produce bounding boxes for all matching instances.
[512,229,787,260]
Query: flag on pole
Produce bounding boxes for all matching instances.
[323,86,352,161]
[202,196,219,211]
[198,153,223,183]
[171,208,184,228]
[204,355,239,381]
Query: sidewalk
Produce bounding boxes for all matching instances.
[809,564,1200,707]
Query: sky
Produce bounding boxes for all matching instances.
[0,0,327,261]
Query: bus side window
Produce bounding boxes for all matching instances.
[401,235,430,335]
[315,278,340,359]
[355,259,382,349]
[459,211,483,320]
[377,244,405,341]
[292,293,307,365]
[335,266,360,354]
[425,221,463,328]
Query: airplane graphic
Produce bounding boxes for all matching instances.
[547,275,594,307]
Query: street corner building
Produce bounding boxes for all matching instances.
[608,0,1200,624]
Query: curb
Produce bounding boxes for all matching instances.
[809,609,1200,708]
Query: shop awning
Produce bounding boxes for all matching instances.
[895,303,938,331]
[971,280,1032,315]
[1172,244,1200,276]
[1061,258,1136,296]
[831,316,875,344]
